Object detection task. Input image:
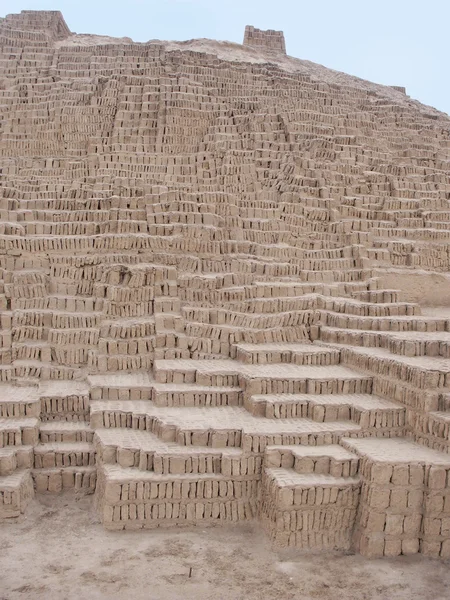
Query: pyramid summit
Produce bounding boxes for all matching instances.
[1,10,450,560]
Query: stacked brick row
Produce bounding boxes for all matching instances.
[0,385,37,518]
[95,463,258,530]
[260,447,361,549]
[243,26,287,54]
[345,440,450,559]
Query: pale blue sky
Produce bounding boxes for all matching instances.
[1,0,449,115]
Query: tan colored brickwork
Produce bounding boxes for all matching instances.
[0,11,450,557]
[243,26,286,54]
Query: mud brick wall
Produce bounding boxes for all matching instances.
[260,447,361,550]
[243,26,286,54]
[351,452,450,558]
[1,10,450,554]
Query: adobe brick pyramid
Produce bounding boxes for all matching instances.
[1,10,450,559]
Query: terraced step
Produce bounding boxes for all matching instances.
[340,437,450,558]
[245,392,405,428]
[0,418,39,447]
[94,428,251,474]
[154,313,184,334]
[240,365,373,395]
[0,446,33,476]
[234,342,340,365]
[154,331,190,361]
[250,281,335,298]
[386,332,450,358]
[351,289,402,303]
[39,380,90,421]
[333,344,450,390]
[0,469,34,520]
[264,444,359,477]
[320,326,450,358]
[32,466,97,493]
[0,384,40,418]
[411,411,450,453]
[153,297,181,313]
[33,442,96,469]
[90,401,362,450]
[89,373,153,401]
[151,383,242,407]
[153,359,373,396]
[39,421,94,443]
[11,360,78,382]
[153,359,240,386]
[260,466,361,550]
[262,468,361,509]
[319,297,420,317]
[428,411,450,434]
[321,311,449,332]
[184,319,310,347]
[12,341,51,362]
[0,366,14,384]
[183,304,316,330]
[296,268,366,284]
[229,295,369,316]
[95,352,154,373]
[95,464,258,530]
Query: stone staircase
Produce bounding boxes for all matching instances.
[0,385,37,518]
[32,381,96,493]
[87,346,400,541]
[260,445,361,550]
[2,294,450,559]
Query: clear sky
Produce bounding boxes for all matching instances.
[1,0,449,116]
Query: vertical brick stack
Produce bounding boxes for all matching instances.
[260,445,361,549]
[344,438,450,559]
[243,26,286,54]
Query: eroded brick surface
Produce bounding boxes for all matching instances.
[1,10,450,558]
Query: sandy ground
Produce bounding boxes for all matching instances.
[1,494,449,600]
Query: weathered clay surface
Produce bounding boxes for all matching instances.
[1,10,450,559]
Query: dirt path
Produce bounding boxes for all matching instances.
[0,494,448,600]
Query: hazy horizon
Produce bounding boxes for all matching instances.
[1,0,449,116]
